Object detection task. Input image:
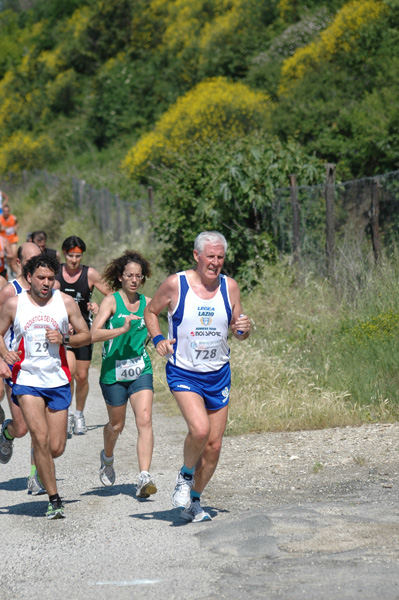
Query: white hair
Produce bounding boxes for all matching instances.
[194,231,227,255]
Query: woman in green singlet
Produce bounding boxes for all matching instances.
[91,250,156,499]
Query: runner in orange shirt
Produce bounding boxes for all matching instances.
[0,204,19,276]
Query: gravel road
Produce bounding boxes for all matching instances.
[1,367,399,599]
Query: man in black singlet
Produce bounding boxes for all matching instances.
[31,230,60,262]
[55,236,110,435]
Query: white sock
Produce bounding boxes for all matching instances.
[104,453,113,463]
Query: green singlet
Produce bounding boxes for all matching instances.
[100,291,152,384]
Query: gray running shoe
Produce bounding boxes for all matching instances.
[181,500,211,523]
[46,499,65,520]
[99,450,115,486]
[74,414,87,435]
[27,471,46,495]
[171,471,194,508]
[0,403,5,424]
[67,413,74,438]
[136,471,157,498]
[0,419,13,464]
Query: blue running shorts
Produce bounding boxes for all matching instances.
[12,383,72,411]
[166,362,231,410]
[100,374,154,407]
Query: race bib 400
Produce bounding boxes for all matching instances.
[115,356,145,381]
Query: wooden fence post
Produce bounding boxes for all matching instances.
[124,202,132,235]
[78,180,85,211]
[371,178,382,263]
[115,194,122,240]
[325,163,336,279]
[289,174,300,265]
[148,186,154,211]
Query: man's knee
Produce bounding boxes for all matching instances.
[190,422,211,445]
[107,421,124,436]
[205,437,223,459]
[51,441,66,459]
[75,372,89,386]
[10,419,28,438]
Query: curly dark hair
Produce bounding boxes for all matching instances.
[102,250,151,290]
[23,253,60,279]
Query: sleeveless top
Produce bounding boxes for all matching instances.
[0,237,6,273]
[3,279,25,351]
[11,289,70,387]
[167,272,232,373]
[55,264,92,325]
[44,247,57,259]
[100,291,152,384]
[0,214,18,244]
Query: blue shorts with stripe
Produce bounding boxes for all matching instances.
[166,361,231,411]
[12,383,72,411]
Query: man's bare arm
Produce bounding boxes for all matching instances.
[227,277,250,340]
[144,275,178,356]
[0,297,19,363]
[62,294,91,347]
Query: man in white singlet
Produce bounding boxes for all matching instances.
[144,231,251,523]
[0,254,90,519]
[0,242,43,491]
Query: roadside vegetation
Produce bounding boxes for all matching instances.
[2,1,399,436]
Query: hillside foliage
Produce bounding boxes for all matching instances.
[1,0,396,178]
[1,0,398,275]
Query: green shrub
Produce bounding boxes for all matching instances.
[149,134,324,285]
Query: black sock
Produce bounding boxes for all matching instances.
[49,493,61,504]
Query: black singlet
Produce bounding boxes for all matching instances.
[55,264,92,325]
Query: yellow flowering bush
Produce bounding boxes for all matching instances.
[198,6,242,62]
[36,47,66,77]
[122,77,270,178]
[62,6,92,41]
[0,131,55,174]
[279,0,386,94]
[141,0,259,60]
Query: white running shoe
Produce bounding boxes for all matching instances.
[136,471,157,498]
[74,414,87,435]
[0,420,13,464]
[67,413,74,437]
[99,450,115,486]
[181,500,211,523]
[171,472,194,508]
[27,471,46,495]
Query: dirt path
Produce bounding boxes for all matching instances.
[1,367,399,599]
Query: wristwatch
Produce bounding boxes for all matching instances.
[63,334,70,345]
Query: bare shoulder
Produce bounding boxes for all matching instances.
[99,293,116,310]
[0,281,17,304]
[87,266,101,282]
[147,273,179,312]
[1,293,18,314]
[60,291,77,311]
[226,275,240,295]
[152,273,179,297]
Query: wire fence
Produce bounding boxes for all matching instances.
[1,169,153,239]
[269,168,399,275]
[3,167,399,275]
